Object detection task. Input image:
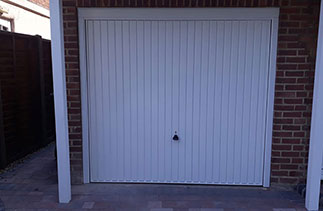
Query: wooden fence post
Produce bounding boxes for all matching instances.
[0,81,7,169]
[36,35,48,147]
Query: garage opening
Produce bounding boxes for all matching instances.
[79,8,279,186]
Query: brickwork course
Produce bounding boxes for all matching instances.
[61,0,321,185]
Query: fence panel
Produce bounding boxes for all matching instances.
[0,31,55,168]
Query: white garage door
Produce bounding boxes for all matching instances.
[84,10,275,185]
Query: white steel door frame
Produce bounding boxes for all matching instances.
[305,0,323,210]
[78,8,279,187]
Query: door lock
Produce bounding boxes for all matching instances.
[172,131,179,141]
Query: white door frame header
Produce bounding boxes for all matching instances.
[78,8,279,20]
[78,8,279,187]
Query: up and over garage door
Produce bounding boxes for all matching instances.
[79,9,279,186]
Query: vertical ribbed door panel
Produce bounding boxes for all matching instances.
[87,20,271,185]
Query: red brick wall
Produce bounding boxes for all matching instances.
[27,0,49,9]
[62,0,320,185]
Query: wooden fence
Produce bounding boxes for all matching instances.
[0,31,55,169]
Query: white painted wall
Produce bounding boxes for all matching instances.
[0,0,50,39]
